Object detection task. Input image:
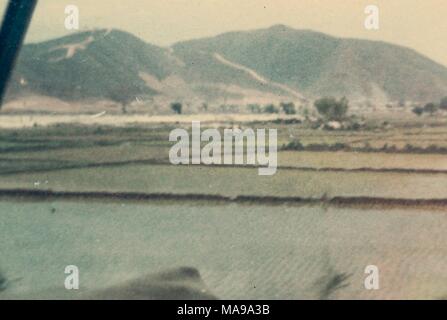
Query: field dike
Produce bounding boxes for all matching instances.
[2,158,447,176]
[1,188,447,210]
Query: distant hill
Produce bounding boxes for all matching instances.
[6,29,175,102]
[5,25,447,109]
[173,25,447,103]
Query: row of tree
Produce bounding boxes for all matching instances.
[170,102,301,115]
[173,96,447,121]
[412,97,447,116]
[169,98,351,121]
[247,102,297,114]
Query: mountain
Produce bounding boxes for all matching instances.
[173,25,447,103]
[6,29,176,102]
[5,25,447,109]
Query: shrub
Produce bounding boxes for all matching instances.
[314,97,349,121]
[280,102,296,115]
[247,104,261,113]
[0,271,7,292]
[170,102,182,114]
[283,140,304,150]
[412,106,424,116]
[440,97,447,110]
[303,108,310,118]
[423,102,438,115]
[263,104,279,114]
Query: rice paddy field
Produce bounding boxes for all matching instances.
[1,118,447,299]
[2,164,447,200]
[1,201,447,300]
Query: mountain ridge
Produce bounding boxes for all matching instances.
[5,25,447,110]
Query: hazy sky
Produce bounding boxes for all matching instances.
[1,0,446,66]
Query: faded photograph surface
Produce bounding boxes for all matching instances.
[0,0,447,300]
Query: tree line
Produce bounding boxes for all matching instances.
[412,97,447,116]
